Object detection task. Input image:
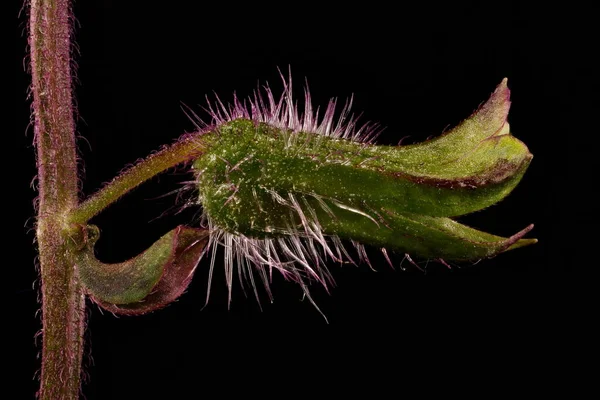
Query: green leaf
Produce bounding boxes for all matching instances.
[74,225,209,315]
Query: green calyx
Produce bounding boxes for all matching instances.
[193,79,535,261]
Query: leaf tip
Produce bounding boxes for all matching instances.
[493,77,511,105]
[504,224,537,252]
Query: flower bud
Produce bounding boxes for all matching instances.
[190,77,535,303]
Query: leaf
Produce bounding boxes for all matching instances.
[75,225,209,315]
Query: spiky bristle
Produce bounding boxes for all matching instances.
[187,69,381,144]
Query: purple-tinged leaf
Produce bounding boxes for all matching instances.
[75,226,209,315]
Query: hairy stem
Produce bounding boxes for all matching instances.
[69,135,206,224]
[30,0,85,399]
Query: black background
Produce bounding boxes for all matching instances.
[13,1,591,399]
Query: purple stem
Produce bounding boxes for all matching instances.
[30,0,85,398]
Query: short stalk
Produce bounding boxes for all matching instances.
[69,135,206,225]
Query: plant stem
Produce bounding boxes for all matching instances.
[30,1,85,399]
[69,135,207,225]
